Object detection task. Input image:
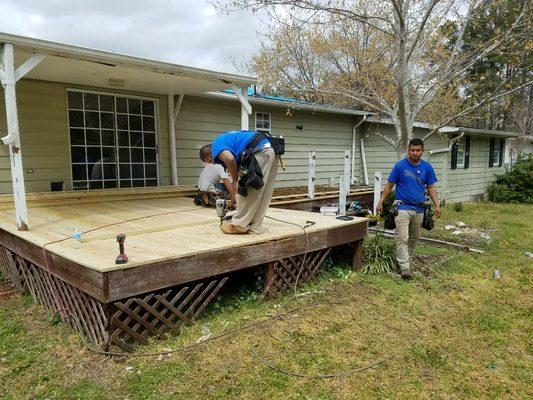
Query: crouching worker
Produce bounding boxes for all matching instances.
[199,130,281,234]
[376,138,441,280]
[194,163,233,207]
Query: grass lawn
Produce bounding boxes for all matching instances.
[1,202,531,399]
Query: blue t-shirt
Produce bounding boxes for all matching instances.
[388,158,437,213]
[211,130,269,163]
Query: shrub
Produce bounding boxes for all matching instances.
[361,233,397,274]
[488,154,533,204]
[453,202,463,212]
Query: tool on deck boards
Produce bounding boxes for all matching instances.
[115,233,128,264]
[215,198,228,225]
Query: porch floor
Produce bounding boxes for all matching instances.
[0,191,367,274]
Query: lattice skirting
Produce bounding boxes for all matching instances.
[263,247,332,297]
[0,245,228,351]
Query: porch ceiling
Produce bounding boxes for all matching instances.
[2,32,256,95]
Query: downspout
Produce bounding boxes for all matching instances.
[351,115,367,184]
[168,94,184,186]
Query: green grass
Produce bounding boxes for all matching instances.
[1,202,532,399]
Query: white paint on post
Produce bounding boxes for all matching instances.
[241,87,249,130]
[14,53,45,82]
[1,43,28,230]
[338,151,351,217]
[168,94,184,186]
[373,172,382,215]
[231,85,251,131]
[360,137,369,185]
[308,150,316,199]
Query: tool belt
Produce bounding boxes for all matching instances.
[237,132,285,197]
[384,200,434,230]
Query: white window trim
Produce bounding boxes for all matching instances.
[255,111,271,134]
[456,138,466,168]
[66,88,160,190]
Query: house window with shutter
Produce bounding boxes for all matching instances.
[456,138,466,168]
[489,138,504,168]
[451,135,470,170]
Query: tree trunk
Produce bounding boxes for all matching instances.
[395,1,411,153]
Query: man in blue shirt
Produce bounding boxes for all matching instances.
[199,130,277,234]
[376,138,441,279]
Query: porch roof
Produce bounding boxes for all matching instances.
[0,32,256,95]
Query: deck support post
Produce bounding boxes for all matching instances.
[0,43,44,231]
[352,239,364,271]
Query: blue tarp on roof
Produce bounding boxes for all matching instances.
[222,87,309,105]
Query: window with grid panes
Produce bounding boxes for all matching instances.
[455,138,466,168]
[255,112,271,134]
[492,139,501,166]
[67,90,158,190]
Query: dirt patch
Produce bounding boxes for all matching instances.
[0,280,17,304]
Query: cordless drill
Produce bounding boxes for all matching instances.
[215,198,227,225]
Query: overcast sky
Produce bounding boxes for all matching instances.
[0,0,266,75]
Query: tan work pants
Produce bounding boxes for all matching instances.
[232,147,278,233]
[394,209,423,272]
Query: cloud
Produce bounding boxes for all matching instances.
[0,0,266,74]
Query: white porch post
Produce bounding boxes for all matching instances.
[308,150,316,199]
[338,150,351,217]
[373,172,382,215]
[168,94,184,186]
[1,44,27,230]
[231,85,251,130]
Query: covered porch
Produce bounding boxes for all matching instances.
[0,32,255,231]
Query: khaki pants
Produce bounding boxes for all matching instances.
[232,147,278,233]
[394,209,423,272]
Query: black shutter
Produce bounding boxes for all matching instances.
[451,140,458,170]
[464,136,471,169]
[489,138,495,167]
[498,139,504,167]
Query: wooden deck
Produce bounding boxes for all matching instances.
[0,187,367,349]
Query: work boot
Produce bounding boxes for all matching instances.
[220,220,248,234]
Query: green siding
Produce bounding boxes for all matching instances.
[0,80,507,201]
[0,79,171,193]
[357,123,505,203]
[174,96,360,188]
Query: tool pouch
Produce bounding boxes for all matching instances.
[422,205,435,230]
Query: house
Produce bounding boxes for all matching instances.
[0,32,521,221]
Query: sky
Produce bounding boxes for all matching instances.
[0,0,267,75]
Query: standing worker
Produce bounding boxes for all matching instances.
[199,130,280,234]
[376,138,441,280]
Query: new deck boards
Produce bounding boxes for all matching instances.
[0,195,367,274]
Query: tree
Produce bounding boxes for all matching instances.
[458,0,532,133]
[221,0,532,156]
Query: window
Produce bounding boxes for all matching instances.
[255,112,271,134]
[67,90,158,190]
[455,138,466,168]
[451,135,470,170]
[492,140,501,166]
[489,138,504,168]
